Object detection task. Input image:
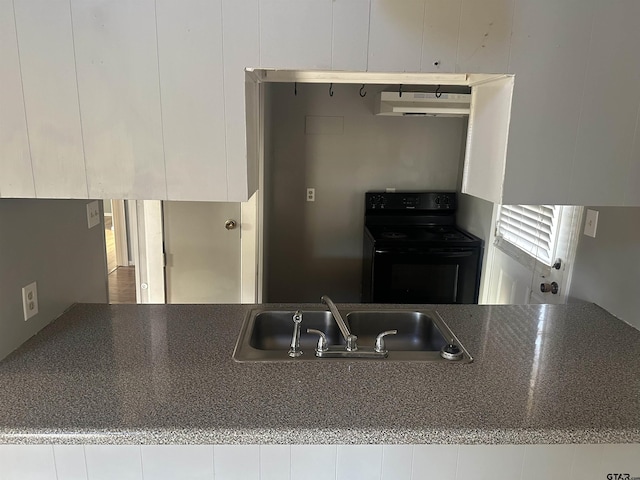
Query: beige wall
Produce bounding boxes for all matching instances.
[264,83,468,302]
[569,207,640,329]
[0,199,108,360]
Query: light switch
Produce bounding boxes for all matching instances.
[87,201,101,229]
[584,209,598,237]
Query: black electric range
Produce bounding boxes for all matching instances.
[361,191,483,304]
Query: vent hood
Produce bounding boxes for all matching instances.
[375,91,471,117]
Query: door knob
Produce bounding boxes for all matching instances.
[540,282,559,294]
[224,219,237,230]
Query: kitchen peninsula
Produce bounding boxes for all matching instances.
[1,302,639,446]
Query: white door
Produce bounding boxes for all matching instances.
[163,201,241,303]
[485,205,583,305]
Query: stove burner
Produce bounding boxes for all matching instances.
[443,232,465,241]
[381,232,407,239]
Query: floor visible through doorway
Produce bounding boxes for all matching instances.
[108,267,136,304]
[104,215,136,304]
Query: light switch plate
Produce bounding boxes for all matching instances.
[87,201,100,229]
[584,209,599,237]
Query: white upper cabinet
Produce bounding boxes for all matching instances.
[1,0,640,205]
[456,0,514,74]
[14,0,88,198]
[501,0,594,205]
[462,76,514,203]
[421,0,461,73]
[368,0,425,72]
[0,0,34,197]
[568,0,640,206]
[223,0,260,202]
[71,0,166,200]
[156,0,228,201]
[259,0,333,69]
[332,0,370,72]
[468,0,640,207]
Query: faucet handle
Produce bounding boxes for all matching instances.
[306,328,329,354]
[374,330,398,353]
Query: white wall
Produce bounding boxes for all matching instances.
[1,444,638,480]
[265,83,467,302]
[0,199,108,360]
[569,207,640,329]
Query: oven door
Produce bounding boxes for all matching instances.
[371,247,481,304]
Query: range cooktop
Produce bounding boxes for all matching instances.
[365,225,482,246]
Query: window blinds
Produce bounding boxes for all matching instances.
[496,205,560,266]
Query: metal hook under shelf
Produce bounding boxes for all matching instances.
[359,84,367,97]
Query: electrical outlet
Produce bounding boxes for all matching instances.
[306,188,315,202]
[22,282,39,321]
[584,209,599,238]
[86,200,100,229]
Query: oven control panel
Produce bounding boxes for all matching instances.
[366,192,457,211]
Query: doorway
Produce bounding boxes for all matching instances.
[103,199,136,304]
[121,194,259,305]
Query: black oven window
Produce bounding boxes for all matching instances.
[391,264,459,303]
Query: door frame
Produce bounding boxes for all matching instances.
[129,200,166,304]
[112,199,129,267]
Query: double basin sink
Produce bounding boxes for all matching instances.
[233,306,472,363]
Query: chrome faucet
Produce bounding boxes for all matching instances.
[288,310,303,357]
[320,296,357,351]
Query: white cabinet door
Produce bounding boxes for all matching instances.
[0,0,34,198]
[569,0,640,206]
[420,0,461,73]
[14,0,88,198]
[456,0,514,73]
[332,0,370,71]
[368,0,425,72]
[223,0,260,202]
[462,76,514,204]
[71,0,166,200]
[259,0,332,69]
[156,0,227,201]
[502,0,593,205]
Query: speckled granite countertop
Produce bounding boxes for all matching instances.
[0,303,639,445]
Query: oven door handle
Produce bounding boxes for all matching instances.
[374,249,475,258]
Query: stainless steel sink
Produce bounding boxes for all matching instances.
[346,311,448,352]
[233,307,472,363]
[248,310,343,351]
